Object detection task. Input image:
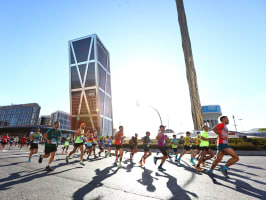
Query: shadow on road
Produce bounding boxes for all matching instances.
[72,164,119,200]
[155,171,198,200]
[235,162,265,170]
[213,173,266,199]
[136,167,157,192]
[0,162,79,191]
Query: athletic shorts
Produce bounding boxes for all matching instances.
[115,144,122,150]
[218,144,231,151]
[158,146,168,156]
[30,143,38,149]
[172,148,178,153]
[144,147,150,152]
[108,144,112,148]
[200,146,210,151]
[44,144,57,154]
[1,142,7,145]
[184,145,191,151]
[193,145,200,150]
[92,143,97,146]
[74,142,84,148]
[130,145,135,150]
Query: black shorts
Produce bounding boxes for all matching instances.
[200,146,210,151]
[45,144,57,154]
[115,144,123,150]
[184,145,191,151]
[74,143,84,148]
[30,143,38,149]
[173,148,178,153]
[193,145,200,150]
[158,146,168,156]
[2,142,7,145]
[92,143,97,146]
[144,147,150,152]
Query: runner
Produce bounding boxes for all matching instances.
[38,121,62,171]
[209,116,239,177]
[195,125,214,172]
[85,132,93,159]
[153,125,168,171]
[66,123,86,165]
[28,127,41,162]
[177,131,196,165]
[98,136,106,157]
[139,131,151,166]
[193,132,201,159]
[1,134,9,152]
[165,135,172,159]
[20,136,27,150]
[112,126,124,167]
[127,133,138,161]
[14,136,19,148]
[171,135,179,162]
[9,135,14,149]
[92,130,98,159]
[62,135,70,154]
[106,136,112,157]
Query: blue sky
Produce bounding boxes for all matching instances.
[0,0,265,136]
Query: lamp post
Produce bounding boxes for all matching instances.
[232,115,237,131]
[136,100,163,125]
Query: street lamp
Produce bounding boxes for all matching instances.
[136,100,163,125]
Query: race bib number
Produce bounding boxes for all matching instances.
[33,139,39,144]
[80,136,84,142]
[51,138,57,144]
[147,143,150,147]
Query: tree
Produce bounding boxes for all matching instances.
[175,0,203,130]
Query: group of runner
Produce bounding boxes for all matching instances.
[2,115,239,177]
[0,134,31,151]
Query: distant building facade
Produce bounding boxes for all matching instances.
[69,34,113,136]
[39,115,52,127]
[202,105,222,129]
[0,103,40,127]
[51,110,71,130]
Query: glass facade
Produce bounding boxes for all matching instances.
[0,103,40,127]
[51,111,71,130]
[69,34,113,136]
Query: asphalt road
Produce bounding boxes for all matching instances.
[0,145,265,200]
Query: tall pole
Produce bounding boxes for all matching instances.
[232,115,237,131]
[148,105,163,125]
[175,0,203,130]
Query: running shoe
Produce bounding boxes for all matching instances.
[219,166,229,178]
[195,166,204,172]
[66,156,69,163]
[153,157,158,165]
[118,161,122,168]
[202,161,206,167]
[139,161,143,166]
[28,158,31,162]
[158,166,166,171]
[177,158,181,164]
[38,155,43,163]
[175,159,178,162]
[45,166,54,172]
[190,159,195,165]
[80,161,85,166]
[142,157,146,164]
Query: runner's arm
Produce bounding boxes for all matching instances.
[212,126,227,140]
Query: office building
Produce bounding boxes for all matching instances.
[202,105,222,129]
[69,34,113,136]
[51,110,71,130]
[0,103,40,127]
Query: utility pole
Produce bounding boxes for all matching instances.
[232,115,237,131]
[175,0,203,130]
